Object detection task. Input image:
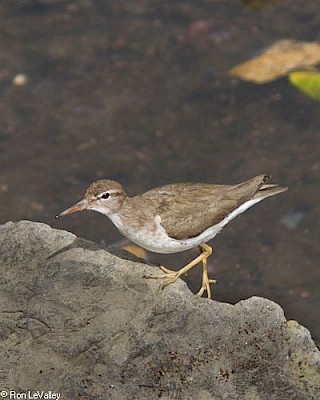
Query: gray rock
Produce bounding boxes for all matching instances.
[0,221,319,400]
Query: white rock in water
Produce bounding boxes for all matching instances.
[12,73,28,86]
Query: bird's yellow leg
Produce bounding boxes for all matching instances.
[196,246,217,299]
[144,243,216,298]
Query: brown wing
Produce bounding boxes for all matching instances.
[142,175,272,240]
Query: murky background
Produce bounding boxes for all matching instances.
[1,1,319,342]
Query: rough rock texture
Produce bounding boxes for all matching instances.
[0,221,319,400]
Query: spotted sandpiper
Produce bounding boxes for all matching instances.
[56,174,287,298]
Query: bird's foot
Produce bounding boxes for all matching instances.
[144,243,216,299]
[159,265,176,274]
[144,266,182,289]
[196,278,217,299]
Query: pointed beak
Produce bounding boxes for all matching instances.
[55,199,87,219]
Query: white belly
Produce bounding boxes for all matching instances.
[107,198,263,254]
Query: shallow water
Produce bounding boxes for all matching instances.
[0,1,319,342]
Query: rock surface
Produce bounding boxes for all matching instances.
[0,221,319,400]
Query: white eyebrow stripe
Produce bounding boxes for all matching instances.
[97,189,122,197]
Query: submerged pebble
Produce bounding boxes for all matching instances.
[280,205,310,229]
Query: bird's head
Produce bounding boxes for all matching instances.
[56,179,126,218]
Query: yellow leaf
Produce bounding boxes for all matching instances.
[289,71,320,100]
[229,40,320,84]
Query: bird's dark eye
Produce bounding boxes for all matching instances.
[100,192,110,199]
